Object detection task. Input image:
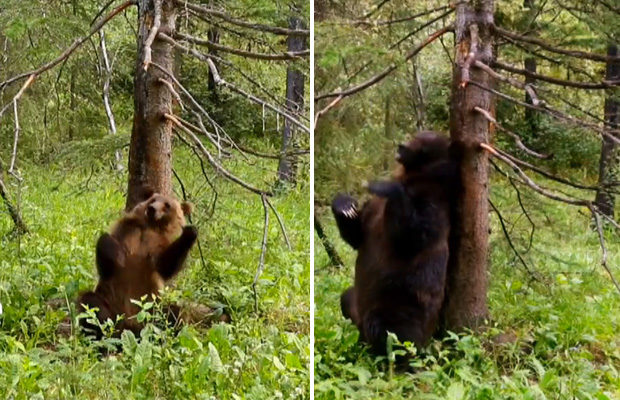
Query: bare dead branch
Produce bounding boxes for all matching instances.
[0,0,135,91]
[235,144,310,160]
[481,143,589,207]
[474,106,551,159]
[499,33,597,81]
[496,147,619,194]
[591,211,620,295]
[175,32,309,60]
[172,168,207,271]
[314,213,344,267]
[158,34,310,134]
[99,29,122,170]
[474,60,542,105]
[592,0,620,14]
[488,148,620,291]
[489,199,539,280]
[9,100,20,174]
[174,113,231,156]
[174,133,219,217]
[0,74,36,123]
[361,0,392,19]
[316,25,451,101]
[508,177,535,252]
[253,194,270,313]
[0,175,28,234]
[143,0,162,70]
[166,113,272,196]
[374,3,457,26]
[149,62,228,142]
[493,60,619,89]
[469,81,620,144]
[460,24,479,88]
[173,1,309,36]
[390,8,455,50]
[493,25,619,63]
[158,78,185,110]
[314,95,343,125]
[265,198,291,250]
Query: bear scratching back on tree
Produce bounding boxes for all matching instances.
[333,131,459,354]
[77,189,197,338]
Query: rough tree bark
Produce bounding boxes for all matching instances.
[277,15,306,184]
[411,60,427,130]
[314,213,344,267]
[524,57,539,135]
[126,0,177,209]
[523,0,539,138]
[207,27,220,105]
[0,175,28,233]
[594,43,619,217]
[99,29,123,171]
[444,0,495,330]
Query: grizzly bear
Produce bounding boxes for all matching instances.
[77,190,198,338]
[333,131,460,354]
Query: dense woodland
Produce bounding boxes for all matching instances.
[0,0,309,398]
[315,0,619,398]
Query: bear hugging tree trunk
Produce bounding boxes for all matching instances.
[76,188,223,339]
[333,131,461,355]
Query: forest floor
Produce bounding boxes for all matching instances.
[315,176,620,400]
[0,141,310,399]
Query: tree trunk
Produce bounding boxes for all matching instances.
[383,96,392,170]
[524,57,539,136]
[277,16,306,184]
[594,43,619,217]
[0,175,28,234]
[99,29,123,171]
[207,27,220,105]
[126,0,177,210]
[411,60,426,130]
[444,0,495,330]
[314,213,344,267]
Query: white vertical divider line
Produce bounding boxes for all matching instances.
[309,0,315,396]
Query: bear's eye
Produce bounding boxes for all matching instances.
[165,202,170,209]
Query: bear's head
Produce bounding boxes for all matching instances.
[129,191,193,232]
[395,131,450,172]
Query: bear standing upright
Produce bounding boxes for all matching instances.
[77,189,197,338]
[332,131,460,354]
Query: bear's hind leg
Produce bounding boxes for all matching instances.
[76,291,113,339]
[340,287,359,324]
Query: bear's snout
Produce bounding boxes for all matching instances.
[147,203,165,221]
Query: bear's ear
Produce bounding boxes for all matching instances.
[396,144,418,167]
[181,202,193,216]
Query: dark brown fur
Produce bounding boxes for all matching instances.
[333,131,460,354]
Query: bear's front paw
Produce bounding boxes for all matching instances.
[332,194,359,219]
[183,225,198,240]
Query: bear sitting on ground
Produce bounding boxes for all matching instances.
[332,131,460,354]
[77,189,200,338]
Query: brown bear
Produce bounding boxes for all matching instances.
[332,131,460,355]
[77,189,199,338]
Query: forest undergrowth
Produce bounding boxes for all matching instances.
[0,140,310,399]
[315,174,620,400]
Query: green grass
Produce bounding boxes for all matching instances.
[0,142,310,399]
[314,175,620,400]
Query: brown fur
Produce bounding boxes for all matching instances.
[77,192,199,338]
